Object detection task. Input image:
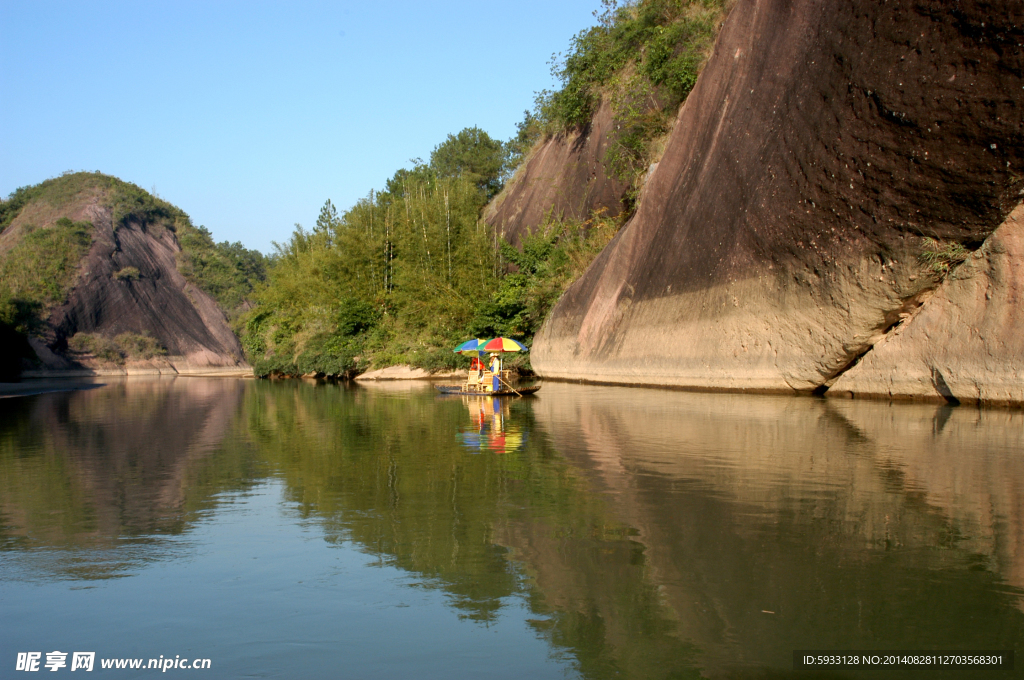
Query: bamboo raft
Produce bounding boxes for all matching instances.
[436,368,540,397]
[435,384,541,397]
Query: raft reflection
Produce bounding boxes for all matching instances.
[457,396,527,454]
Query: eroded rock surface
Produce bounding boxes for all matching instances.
[830,205,1024,405]
[534,0,1024,396]
[485,100,629,244]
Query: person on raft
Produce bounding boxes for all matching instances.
[489,353,501,392]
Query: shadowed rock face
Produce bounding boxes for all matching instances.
[534,0,1024,394]
[56,204,244,367]
[485,100,630,245]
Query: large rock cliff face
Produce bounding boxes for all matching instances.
[485,100,630,244]
[1,187,248,375]
[533,0,1024,401]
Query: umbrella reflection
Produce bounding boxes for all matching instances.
[457,396,527,454]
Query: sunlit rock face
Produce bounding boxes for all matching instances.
[485,100,629,246]
[533,0,1024,397]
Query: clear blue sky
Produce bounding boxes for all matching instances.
[0,1,598,253]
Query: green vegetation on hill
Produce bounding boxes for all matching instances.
[512,0,725,197]
[0,216,94,379]
[0,172,104,235]
[240,130,620,377]
[541,0,725,130]
[0,217,94,326]
[1,173,268,323]
[469,214,619,344]
[242,159,496,378]
[176,225,268,322]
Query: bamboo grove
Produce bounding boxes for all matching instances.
[242,160,503,377]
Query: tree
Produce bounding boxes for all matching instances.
[316,199,341,237]
[504,110,544,178]
[429,127,507,200]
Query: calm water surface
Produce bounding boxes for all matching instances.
[2,378,1023,678]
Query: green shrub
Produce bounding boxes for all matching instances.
[0,297,40,380]
[67,332,166,364]
[470,213,620,343]
[115,332,166,359]
[430,127,508,200]
[510,0,725,190]
[175,223,267,320]
[295,341,359,377]
[251,355,299,379]
[68,334,122,363]
[504,110,545,177]
[113,267,141,281]
[920,238,970,276]
[107,180,182,233]
[541,0,723,131]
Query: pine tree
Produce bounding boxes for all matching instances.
[315,199,340,245]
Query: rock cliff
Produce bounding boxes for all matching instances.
[485,100,630,244]
[1,178,249,375]
[533,0,1024,402]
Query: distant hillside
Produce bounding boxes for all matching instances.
[0,172,266,379]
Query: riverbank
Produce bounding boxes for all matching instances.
[0,379,105,398]
[20,366,254,379]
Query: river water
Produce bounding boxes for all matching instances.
[1,378,1022,678]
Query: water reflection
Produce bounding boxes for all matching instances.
[1,378,1022,678]
[457,396,528,454]
[0,377,252,579]
[525,384,1024,676]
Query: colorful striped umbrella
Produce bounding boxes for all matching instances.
[453,339,487,357]
[482,337,529,353]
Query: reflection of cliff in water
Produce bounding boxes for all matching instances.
[517,384,1024,676]
[0,378,249,578]
[4,379,1023,677]
[243,382,703,677]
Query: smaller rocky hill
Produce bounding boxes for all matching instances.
[0,173,264,378]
